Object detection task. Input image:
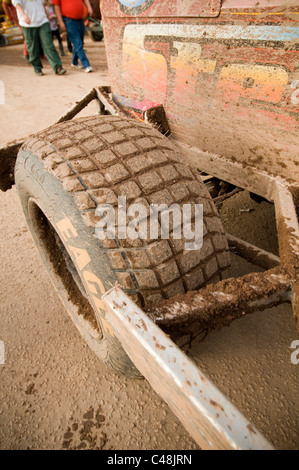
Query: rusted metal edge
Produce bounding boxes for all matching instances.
[273,183,299,334]
[213,187,242,204]
[0,89,99,191]
[174,140,293,203]
[143,104,171,135]
[227,234,280,270]
[274,183,299,269]
[145,267,292,340]
[95,86,128,118]
[55,86,128,122]
[102,286,275,450]
[56,88,97,124]
[0,86,125,192]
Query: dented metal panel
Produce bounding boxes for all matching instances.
[101,0,299,191]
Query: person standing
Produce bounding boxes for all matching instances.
[44,0,65,56]
[2,0,29,61]
[2,0,18,24]
[12,0,66,76]
[52,0,93,73]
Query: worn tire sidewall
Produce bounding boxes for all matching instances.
[15,149,140,377]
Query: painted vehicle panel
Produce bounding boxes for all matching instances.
[101,0,299,188]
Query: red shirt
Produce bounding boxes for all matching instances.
[52,0,85,20]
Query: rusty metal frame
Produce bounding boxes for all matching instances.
[90,91,298,448]
[0,87,121,191]
[1,86,298,336]
[1,87,298,449]
[146,265,292,341]
[142,179,298,340]
[92,94,298,448]
[226,234,280,270]
[102,286,274,450]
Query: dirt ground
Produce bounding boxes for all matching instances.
[0,39,298,451]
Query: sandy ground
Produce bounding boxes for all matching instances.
[0,39,298,451]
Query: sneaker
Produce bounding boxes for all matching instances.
[71,63,83,69]
[35,70,44,76]
[84,66,93,73]
[55,64,66,75]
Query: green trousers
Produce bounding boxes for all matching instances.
[23,22,62,74]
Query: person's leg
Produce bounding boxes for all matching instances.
[77,19,91,68]
[64,17,90,69]
[79,18,85,46]
[66,34,72,53]
[22,26,43,74]
[38,22,63,73]
[71,39,79,67]
[51,28,64,55]
[55,28,65,55]
[63,17,78,65]
[22,29,30,61]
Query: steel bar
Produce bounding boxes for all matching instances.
[227,234,280,270]
[213,188,242,205]
[95,86,128,118]
[273,183,299,334]
[273,183,299,268]
[0,87,113,192]
[175,141,285,203]
[1,89,98,192]
[146,267,292,339]
[56,88,97,124]
[102,286,274,450]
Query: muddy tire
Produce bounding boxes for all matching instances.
[15,115,230,376]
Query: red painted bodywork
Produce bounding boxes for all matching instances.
[101,1,299,185]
